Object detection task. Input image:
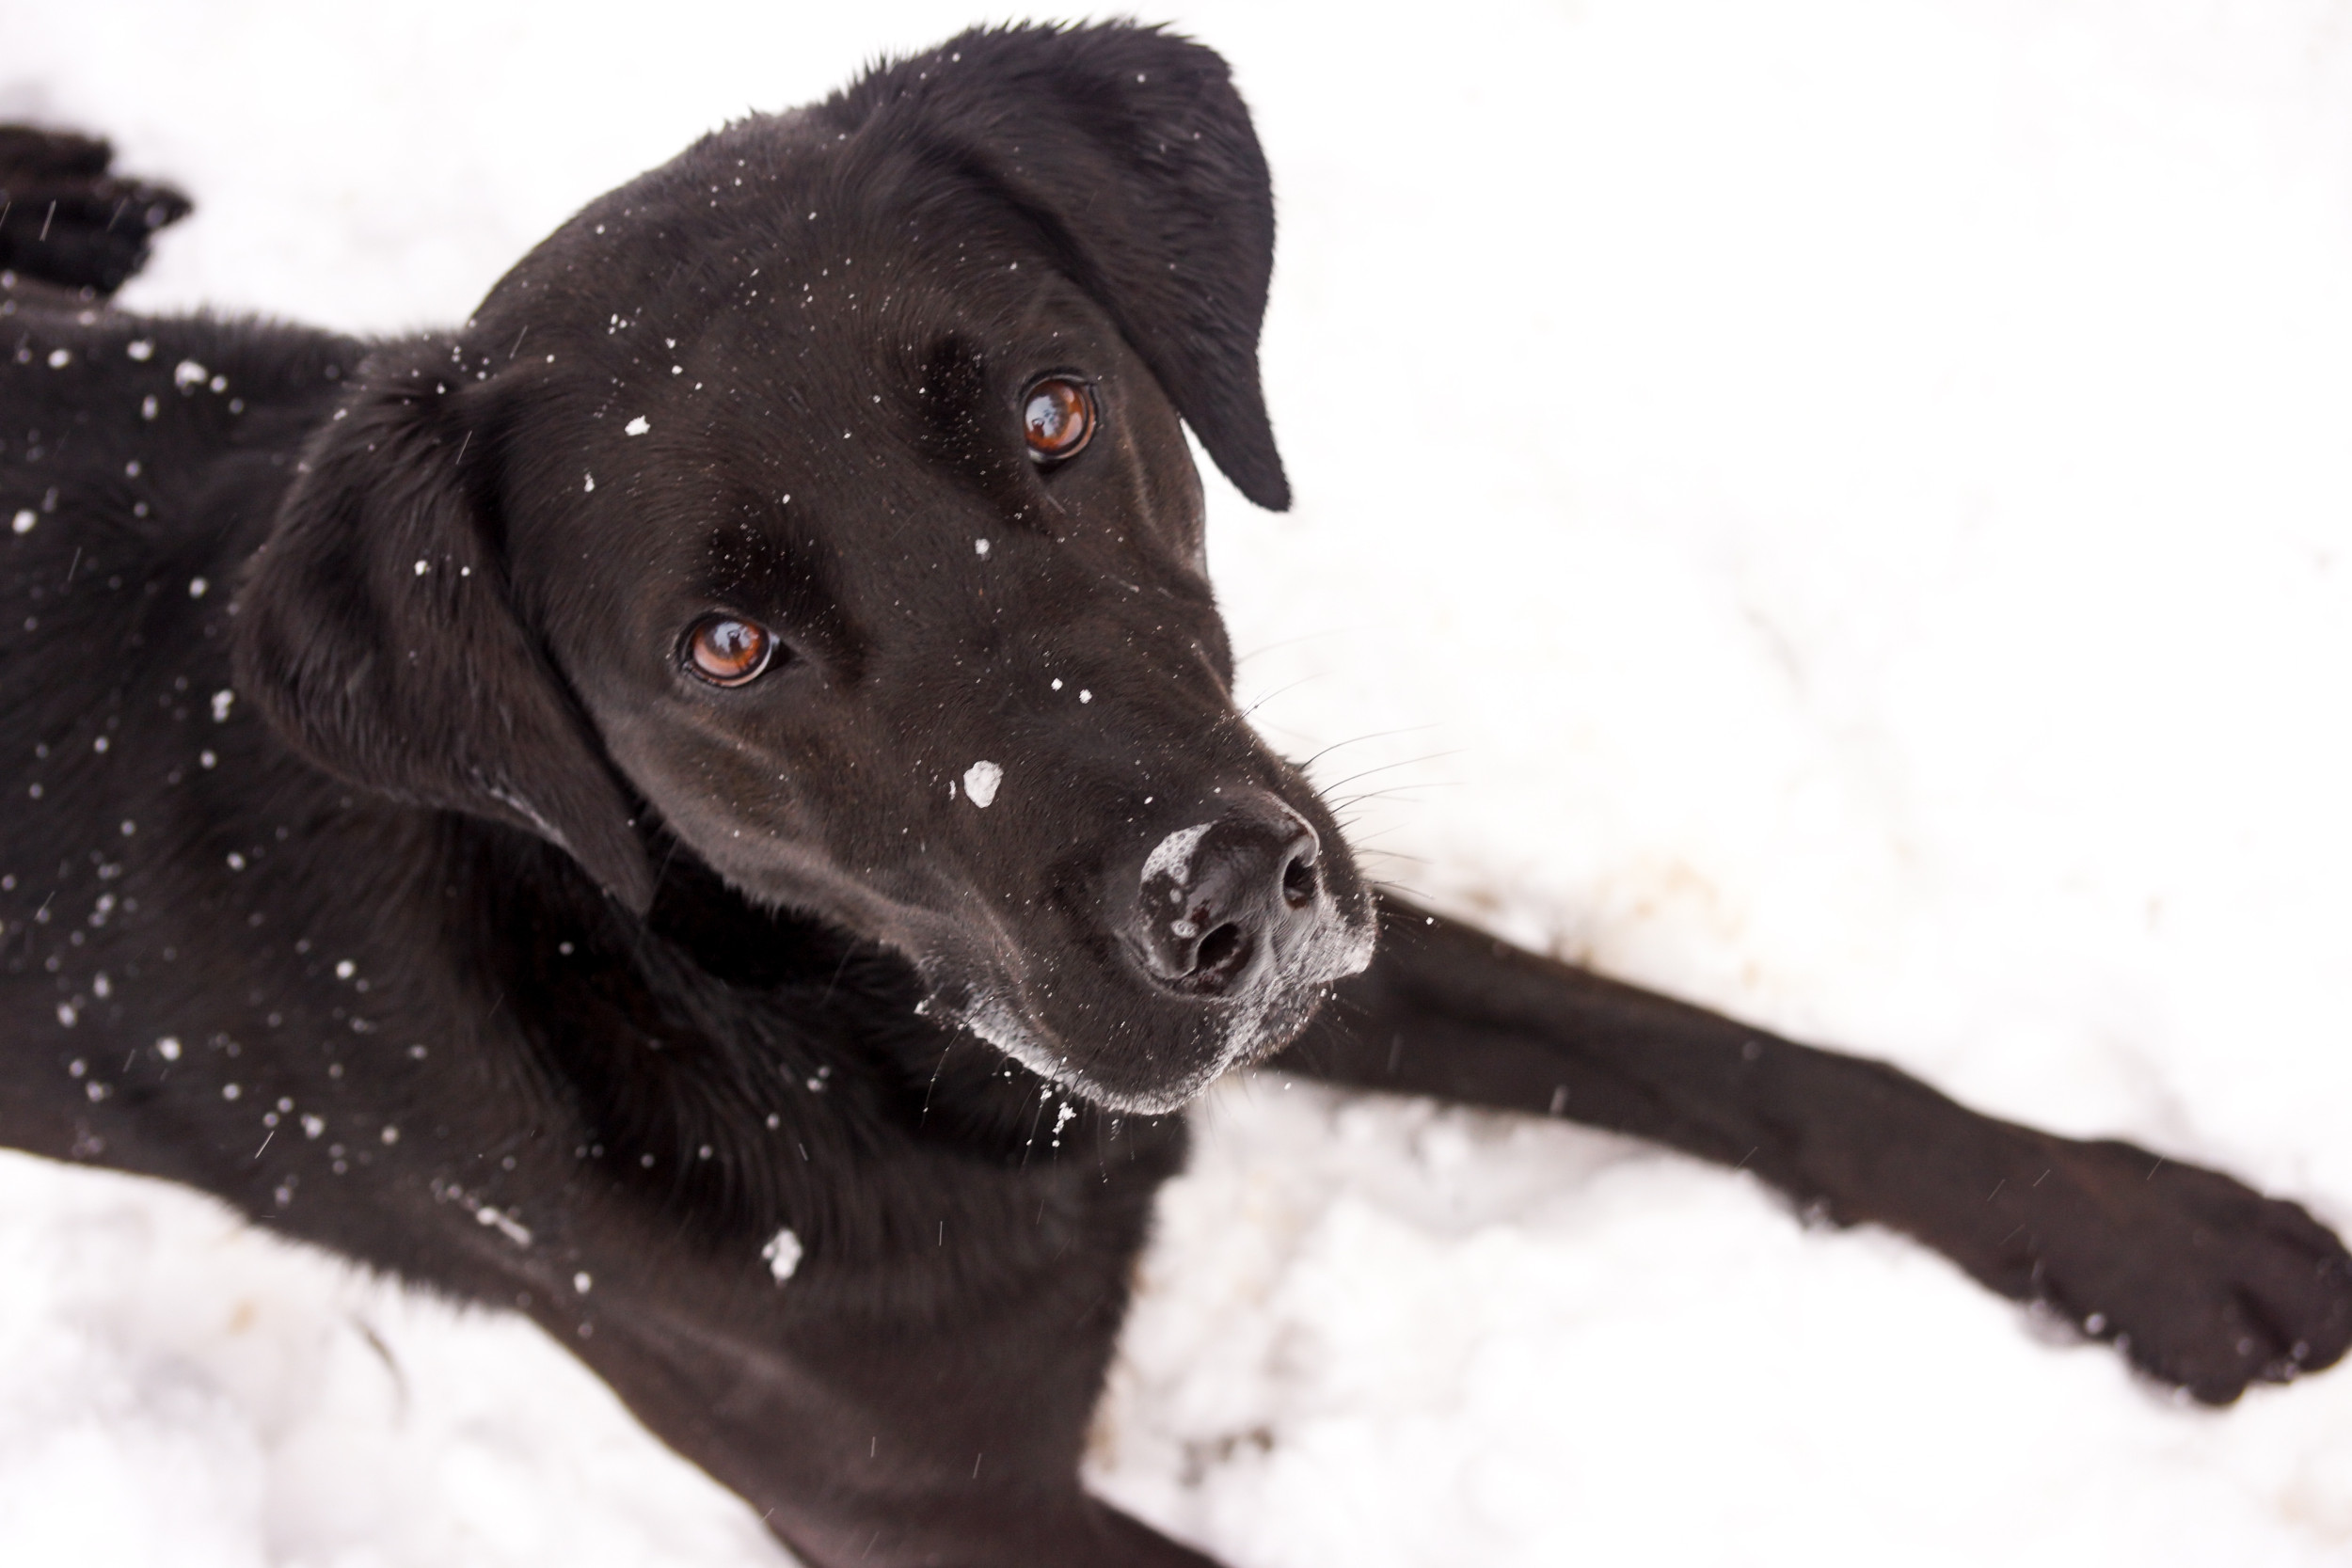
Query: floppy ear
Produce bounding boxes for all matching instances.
[833,24,1293,510]
[232,350,656,912]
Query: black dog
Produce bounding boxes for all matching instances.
[5,24,2346,1567]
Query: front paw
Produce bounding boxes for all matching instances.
[1979,1135,2351,1403]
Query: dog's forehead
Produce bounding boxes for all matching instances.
[497,115,1094,379]
[487,154,1130,529]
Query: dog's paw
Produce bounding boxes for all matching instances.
[1988,1134,2352,1404]
[0,126,190,295]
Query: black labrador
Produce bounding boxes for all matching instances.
[3,24,2345,1568]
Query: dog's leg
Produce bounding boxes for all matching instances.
[0,126,189,297]
[1275,895,2352,1404]
[535,1246,1220,1568]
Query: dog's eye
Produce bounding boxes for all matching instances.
[683,616,774,686]
[1022,377,1095,463]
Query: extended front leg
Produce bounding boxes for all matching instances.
[1275,895,2352,1403]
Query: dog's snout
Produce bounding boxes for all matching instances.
[1126,796,1325,996]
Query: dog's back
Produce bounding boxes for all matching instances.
[0,304,354,675]
[1,298,375,1173]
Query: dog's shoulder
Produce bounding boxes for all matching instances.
[3,307,360,557]
[2,303,359,462]
[3,309,358,774]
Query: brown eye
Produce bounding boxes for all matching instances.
[684,616,773,686]
[1022,376,1095,462]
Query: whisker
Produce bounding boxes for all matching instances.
[1235,672,1327,721]
[1313,749,1465,794]
[1293,723,1442,772]
[1329,782,1464,809]
[1232,626,1363,667]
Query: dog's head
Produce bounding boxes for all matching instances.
[233,24,1374,1114]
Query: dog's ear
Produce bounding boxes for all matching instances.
[835,24,1292,510]
[232,349,656,913]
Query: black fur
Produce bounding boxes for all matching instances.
[0,125,189,296]
[3,24,2346,1567]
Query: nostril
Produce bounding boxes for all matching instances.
[1193,922,1247,979]
[1128,804,1323,994]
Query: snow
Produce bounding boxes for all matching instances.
[7,1,2352,1564]
[1141,822,1217,893]
[0,1155,778,1567]
[961,759,1003,809]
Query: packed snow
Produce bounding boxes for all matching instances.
[7,0,2352,1563]
[1142,823,1217,893]
[961,759,1004,809]
[760,1228,803,1286]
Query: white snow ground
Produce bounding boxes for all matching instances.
[7,0,2352,1561]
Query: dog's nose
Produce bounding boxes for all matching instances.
[1124,794,1325,996]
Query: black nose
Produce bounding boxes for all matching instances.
[1124,794,1325,996]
